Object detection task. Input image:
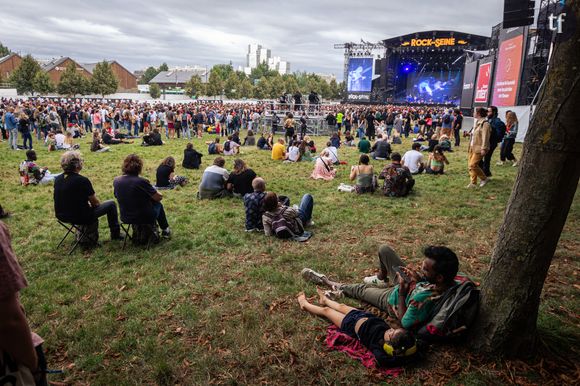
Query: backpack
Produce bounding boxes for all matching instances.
[208,142,217,154]
[267,207,304,239]
[416,278,480,343]
[443,114,451,125]
[224,140,231,152]
[38,112,48,128]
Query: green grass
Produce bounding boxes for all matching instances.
[1,132,578,385]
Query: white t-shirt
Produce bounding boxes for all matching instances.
[288,146,300,162]
[55,133,66,148]
[401,150,424,174]
[324,146,339,163]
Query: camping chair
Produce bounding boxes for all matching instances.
[56,220,98,255]
[120,223,157,250]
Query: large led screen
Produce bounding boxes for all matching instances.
[347,58,373,92]
[403,70,463,105]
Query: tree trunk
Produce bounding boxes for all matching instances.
[471,1,580,357]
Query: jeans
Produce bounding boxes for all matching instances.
[297,194,314,224]
[93,200,121,236]
[133,122,140,137]
[153,201,169,230]
[182,124,191,140]
[22,132,33,149]
[9,129,18,149]
[500,138,516,161]
[481,140,498,177]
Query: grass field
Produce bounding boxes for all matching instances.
[1,132,578,385]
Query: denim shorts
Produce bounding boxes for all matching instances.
[340,310,374,337]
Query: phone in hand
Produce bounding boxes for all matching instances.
[393,266,411,283]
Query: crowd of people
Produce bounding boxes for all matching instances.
[1,95,520,379]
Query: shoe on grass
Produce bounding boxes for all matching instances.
[324,289,344,301]
[512,160,518,167]
[496,161,504,166]
[479,179,489,188]
[161,228,171,238]
[466,183,477,189]
[301,268,326,285]
[363,275,388,288]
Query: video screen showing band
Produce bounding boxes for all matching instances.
[347,58,373,92]
[400,70,463,105]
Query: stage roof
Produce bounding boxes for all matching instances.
[382,30,490,50]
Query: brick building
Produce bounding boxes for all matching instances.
[0,53,22,80]
[81,60,137,91]
[41,57,92,84]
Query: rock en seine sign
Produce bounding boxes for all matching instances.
[401,37,468,48]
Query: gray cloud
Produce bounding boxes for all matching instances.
[1,0,504,78]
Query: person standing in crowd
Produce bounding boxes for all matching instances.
[452,109,463,147]
[365,110,376,140]
[5,107,19,150]
[271,112,280,135]
[284,113,295,145]
[498,111,518,167]
[0,220,48,386]
[482,106,506,177]
[467,108,491,188]
[18,112,33,150]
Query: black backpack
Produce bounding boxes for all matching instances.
[208,142,217,154]
[224,141,231,152]
[443,114,451,125]
[416,278,480,343]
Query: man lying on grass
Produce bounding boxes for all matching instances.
[302,245,459,331]
[297,288,417,367]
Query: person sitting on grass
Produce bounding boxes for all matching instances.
[357,136,371,154]
[438,134,452,152]
[310,150,336,181]
[243,177,267,232]
[198,157,231,199]
[102,129,133,145]
[142,128,163,146]
[370,134,392,160]
[182,143,203,169]
[223,135,241,156]
[226,159,257,197]
[262,191,314,238]
[379,152,415,197]
[90,130,110,153]
[243,129,256,146]
[301,244,460,331]
[299,140,314,162]
[286,140,301,162]
[19,150,60,185]
[297,289,417,367]
[401,143,425,175]
[54,151,124,241]
[156,156,188,189]
[425,145,449,175]
[271,138,286,160]
[343,130,355,147]
[257,133,271,150]
[114,154,171,238]
[349,154,376,194]
[207,137,223,155]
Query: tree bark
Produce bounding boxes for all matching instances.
[471,1,580,357]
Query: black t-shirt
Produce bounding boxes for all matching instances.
[257,136,267,148]
[375,141,392,158]
[226,169,257,196]
[113,175,157,224]
[156,165,173,187]
[183,148,202,169]
[358,316,391,367]
[54,173,95,224]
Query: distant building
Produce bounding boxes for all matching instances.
[149,68,208,89]
[81,61,138,91]
[41,57,91,85]
[267,56,291,75]
[0,53,22,80]
[247,44,270,69]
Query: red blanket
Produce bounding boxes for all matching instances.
[325,325,403,377]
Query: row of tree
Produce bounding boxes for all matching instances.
[151,63,344,100]
[8,55,119,97]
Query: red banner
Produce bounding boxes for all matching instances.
[492,34,524,106]
[474,62,492,104]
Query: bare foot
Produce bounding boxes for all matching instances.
[316,287,328,306]
[297,292,308,310]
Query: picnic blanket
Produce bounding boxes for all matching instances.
[325,325,403,377]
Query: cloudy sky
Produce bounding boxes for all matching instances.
[1,0,504,79]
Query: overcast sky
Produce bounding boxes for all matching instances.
[1,0,504,79]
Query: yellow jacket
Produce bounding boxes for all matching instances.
[469,118,491,153]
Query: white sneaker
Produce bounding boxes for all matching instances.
[363,275,388,288]
[479,179,489,187]
[324,289,344,301]
[512,161,518,167]
[301,268,327,285]
[496,161,504,166]
[466,183,477,189]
